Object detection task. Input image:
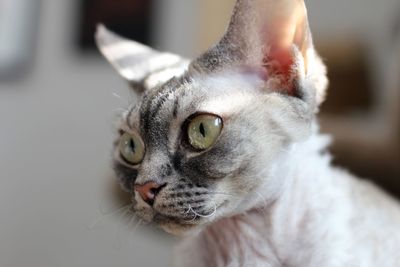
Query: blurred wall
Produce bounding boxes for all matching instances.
[0,1,398,267]
[0,1,178,266]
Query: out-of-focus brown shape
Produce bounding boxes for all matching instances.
[318,41,373,115]
[77,0,154,50]
[318,33,400,198]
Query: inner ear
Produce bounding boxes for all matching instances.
[192,0,313,97]
[260,0,311,94]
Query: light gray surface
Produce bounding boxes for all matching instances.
[0,0,398,267]
[0,0,40,78]
[0,1,178,266]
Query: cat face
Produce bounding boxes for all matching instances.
[97,0,328,234]
[113,73,298,234]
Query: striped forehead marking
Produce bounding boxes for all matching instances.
[138,77,188,149]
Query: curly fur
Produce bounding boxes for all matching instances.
[96,0,400,266]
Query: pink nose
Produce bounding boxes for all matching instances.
[134,181,165,206]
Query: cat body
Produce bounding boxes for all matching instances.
[95,0,400,266]
[175,133,400,267]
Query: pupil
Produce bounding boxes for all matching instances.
[199,123,206,137]
[129,138,136,152]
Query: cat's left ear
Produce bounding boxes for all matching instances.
[191,0,328,106]
[95,24,188,92]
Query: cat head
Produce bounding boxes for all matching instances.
[96,0,328,235]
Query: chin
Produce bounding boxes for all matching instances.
[132,198,233,236]
[152,213,203,236]
[132,204,203,235]
[159,221,201,236]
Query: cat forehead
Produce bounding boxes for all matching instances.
[122,71,263,130]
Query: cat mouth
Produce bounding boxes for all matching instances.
[132,203,203,227]
[132,197,227,233]
[150,201,225,234]
[152,211,201,226]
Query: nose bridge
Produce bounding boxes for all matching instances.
[135,151,169,185]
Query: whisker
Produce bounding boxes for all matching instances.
[113,107,128,113]
[112,92,128,104]
[131,218,143,233]
[255,191,267,206]
[127,212,138,227]
[111,91,130,107]
[182,205,192,215]
[128,217,143,246]
[182,204,198,223]
[113,206,136,250]
[209,189,269,215]
[211,191,237,197]
[99,200,131,215]
[87,203,132,230]
[191,201,217,218]
[181,200,218,223]
[252,190,269,215]
[112,92,122,99]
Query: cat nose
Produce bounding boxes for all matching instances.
[134,181,166,206]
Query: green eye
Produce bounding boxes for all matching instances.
[119,132,145,164]
[187,114,223,150]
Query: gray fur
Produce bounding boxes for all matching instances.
[96,2,400,266]
[98,0,327,233]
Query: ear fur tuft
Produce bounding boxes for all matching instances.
[95,24,188,91]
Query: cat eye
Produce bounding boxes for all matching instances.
[119,132,145,165]
[187,114,223,150]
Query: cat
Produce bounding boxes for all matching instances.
[95,0,400,266]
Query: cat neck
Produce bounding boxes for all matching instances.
[177,130,352,266]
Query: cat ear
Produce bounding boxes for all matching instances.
[191,0,327,104]
[95,24,188,91]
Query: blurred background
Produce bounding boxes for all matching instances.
[0,0,399,266]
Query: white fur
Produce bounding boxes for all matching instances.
[175,132,400,267]
[96,2,400,266]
